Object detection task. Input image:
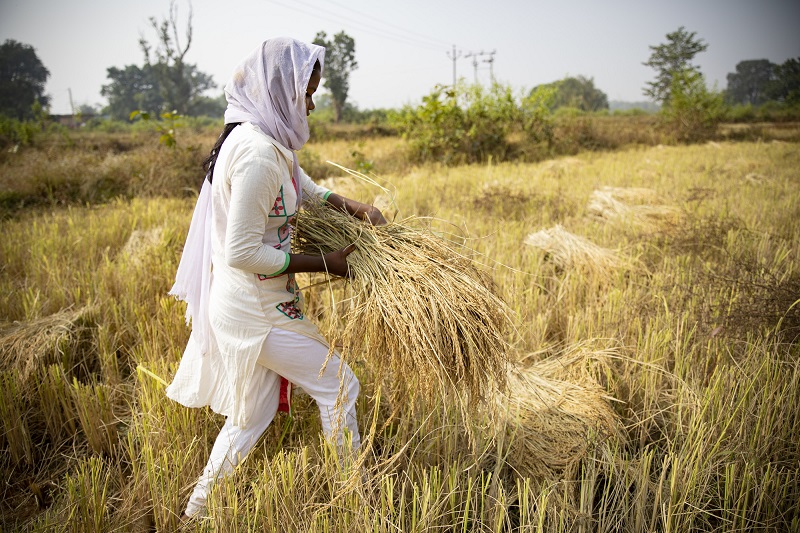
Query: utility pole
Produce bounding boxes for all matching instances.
[68,88,76,128]
[464,50,497,85]
[464,51,482,84]
[446,45,462,88]
[482,50,497,84]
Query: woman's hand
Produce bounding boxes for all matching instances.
[326,193,388,226]
[322,244,356,277]
[363,206,387,226]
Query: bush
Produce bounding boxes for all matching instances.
[661,70,728,142]
[392,83,554,165]
[0,116,40,148]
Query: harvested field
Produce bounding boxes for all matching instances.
[1,140,799,531]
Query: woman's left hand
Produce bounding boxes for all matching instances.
[326,193,388,226]
[363,206,387,226]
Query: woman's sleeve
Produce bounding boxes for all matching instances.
[298,166,332,205]
[224,144,289,276]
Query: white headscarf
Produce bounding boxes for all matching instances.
[224,37,325,152]
[170,38,325,354]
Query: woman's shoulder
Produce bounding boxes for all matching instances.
[225,123,284,163]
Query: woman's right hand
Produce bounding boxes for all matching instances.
[323,244,356,277]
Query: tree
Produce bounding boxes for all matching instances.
[532,75,608,112]
[726,60,774,105]
[662,69,726,142]
[766,57,800,105]
[0,39,50,120]
[101,64,163,120]
[102,0,218,119]
[313,31,357,123]
[139,1,215,115]
[643,27,708,105]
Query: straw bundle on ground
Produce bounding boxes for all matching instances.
[120,227,163,264]
[524,224,631,276]
[293,201,512,406]
[497,349,622,481]
[587,186,682,231]
[0,306,96,383]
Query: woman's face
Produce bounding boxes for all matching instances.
[305,70,321,116]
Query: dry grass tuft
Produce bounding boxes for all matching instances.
[293,201,513,407]
[0,306,97,382]
[120,227,164,265]
[587,186,682,231]
[524,224,633,276]
[471,181,533,218]
[498,347,623,481]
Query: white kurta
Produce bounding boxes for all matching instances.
[166,122,332,428]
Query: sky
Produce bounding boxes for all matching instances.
[1,0,799,115]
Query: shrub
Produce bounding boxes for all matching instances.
[661,70,728,142]
[392,82,554,165]
[0,116,40,148]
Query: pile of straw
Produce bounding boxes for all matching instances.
[120,227,163,265]
[293,201,512,406]
[0,306,96,383]
[524,224,631,276]
[587,186,682,231]
[497,348,622,481]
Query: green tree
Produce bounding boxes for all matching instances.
[662,69,726,142]
[766,57,800,105]
[312,31,357,123]
[101,64,163,120]
[726,60,774,105]
[102,0,217,120]
[643,26,708,105]
[532,75,608,112]
[140,0,215,115]
[0,39,50,120]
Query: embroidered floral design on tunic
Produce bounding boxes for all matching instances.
[276,301,304,319]
[276,273,303,319]
[269,185,286,217]
[277,218,293,243]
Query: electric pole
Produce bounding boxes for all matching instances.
[464,50,497,85]
[483,50,496,84]
[446,45,462,88]
[68,88,76,127]
[464,51,481,84]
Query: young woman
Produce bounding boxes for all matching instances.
[165,37,385,519]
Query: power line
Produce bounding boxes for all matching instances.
[270,0,446,52]
[321,0,452,48]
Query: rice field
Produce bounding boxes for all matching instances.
[1,138,799,531]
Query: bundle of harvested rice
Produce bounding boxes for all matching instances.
[293,201,512,406]
[120,226,164,265]
[524,224,630,275]
[0,306,97,383]
[587,186,682,231]
[497,348,622,481]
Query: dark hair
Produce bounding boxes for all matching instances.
[312,59,321,76]
[202,122,241,183]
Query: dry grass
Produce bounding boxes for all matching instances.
[0,306,97,383]
[524,224,633,276]
[499,348,623,482]
[294,200,513,408]
[587,186,683,232]
[2,140,799,531]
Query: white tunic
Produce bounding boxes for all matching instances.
[166,123,331,428]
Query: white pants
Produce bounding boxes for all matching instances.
[184,327,361,517]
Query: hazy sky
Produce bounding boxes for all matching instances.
[2,0,798,114]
